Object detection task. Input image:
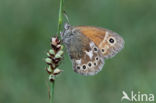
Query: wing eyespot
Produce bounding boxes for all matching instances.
[82,65,87,70]
[109,38,114,43]
[88,62,92,67]
[101,49,105,53]
[76,66,81,70]
[95,57,99,61]
[108,37,116,45]
[94,62,97,66]
[93,47,98,52]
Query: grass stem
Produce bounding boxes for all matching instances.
[50,81,55,103]
[50,0,64,103]
[57,0,64,35]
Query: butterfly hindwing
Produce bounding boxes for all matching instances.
[72,41,104,76]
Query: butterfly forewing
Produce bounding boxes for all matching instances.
[75,26,124,59]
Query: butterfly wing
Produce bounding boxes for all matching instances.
[75,26,124,59]
[71,41,104,76]
[63,26,104,76]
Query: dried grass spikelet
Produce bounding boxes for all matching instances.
[45,37,64,82]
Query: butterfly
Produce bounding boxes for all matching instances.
[61,23,124,76]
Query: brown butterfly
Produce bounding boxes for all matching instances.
[61,23,124,76]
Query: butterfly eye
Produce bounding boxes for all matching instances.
[82,65,86,69]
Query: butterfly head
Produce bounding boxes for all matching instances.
[61,23,74,44]
[62,23,72,37]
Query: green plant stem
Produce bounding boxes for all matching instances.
[50,0,64,103]
[57,0,64,35]
[50,81,55,103]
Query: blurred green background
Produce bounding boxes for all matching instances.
[0,0,156,103]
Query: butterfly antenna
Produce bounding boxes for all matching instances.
[63,10,70,24]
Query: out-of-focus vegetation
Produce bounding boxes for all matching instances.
[0,0,156,103]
